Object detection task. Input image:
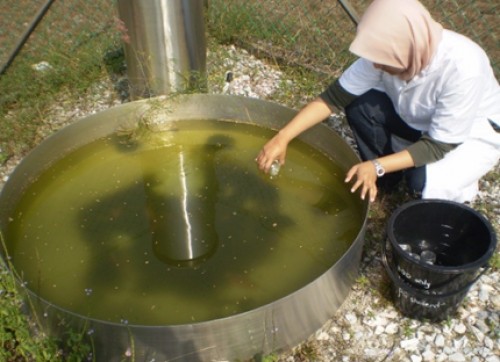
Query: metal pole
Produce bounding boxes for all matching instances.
[116,0,207,99]
[337,0,360,26]
[0,0,57,76]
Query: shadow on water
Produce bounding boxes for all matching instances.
[77,132,294,324]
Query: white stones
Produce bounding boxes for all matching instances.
[344,312,357,325]
[410,355,423,362]
[474,319,490,334]
[421,349,435,361]
[316,331,330,341]
[483,336,494,350]
[491,294,500,309]
[435,334,446,347]
[400,338,420,352]
[448,352,466,362]
[452,336,468,349]
[385,322,399,334]
[485,356,500,362]
[31,61,53,72]
[218,45,284,99]
[478,285,491,302]
[374,325,385,335]
[363,315,388,328]
[363,348,380,358]
[454,323,467,334]
[436,352,448,362]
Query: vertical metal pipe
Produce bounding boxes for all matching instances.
[116,0,207,99]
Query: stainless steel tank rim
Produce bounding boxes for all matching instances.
[0,94,369,361]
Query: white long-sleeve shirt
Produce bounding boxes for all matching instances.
[339,30,500,144]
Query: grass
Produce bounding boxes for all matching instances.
[0,36,121,160]
[0,0,499,361]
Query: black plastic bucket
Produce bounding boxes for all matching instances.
[381,241,488,321]
[386,199,496,293]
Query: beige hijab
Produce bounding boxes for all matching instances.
[349,0,443,80]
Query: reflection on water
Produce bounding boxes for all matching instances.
[4,120,363,325]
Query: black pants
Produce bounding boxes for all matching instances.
[345,89,426,194]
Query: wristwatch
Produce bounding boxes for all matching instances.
[372,159,385,177]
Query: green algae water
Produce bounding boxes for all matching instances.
[4,120,363,325]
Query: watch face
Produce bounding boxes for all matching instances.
[372,160,385,177]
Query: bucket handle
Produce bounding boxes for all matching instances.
[381,239,489,299]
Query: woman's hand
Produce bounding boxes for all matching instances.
[345,161,379,202]
[256,98,335,174]
[256,133,288,173]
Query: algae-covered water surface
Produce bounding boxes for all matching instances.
[4,120,363,325]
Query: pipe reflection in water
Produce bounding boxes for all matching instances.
[149,137,233,266]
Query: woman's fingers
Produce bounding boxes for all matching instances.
[368,185,378,202]
[256,150,276,172]
[256,137,287,173]
[345,162,378,202]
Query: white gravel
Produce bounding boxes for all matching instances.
[0,44,498,361]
